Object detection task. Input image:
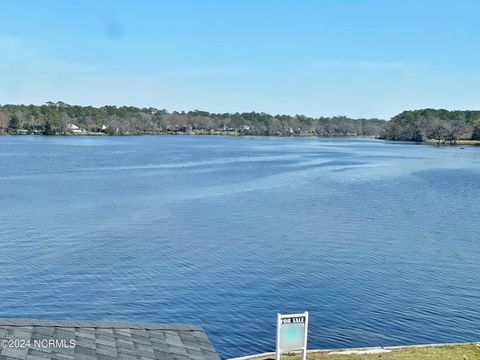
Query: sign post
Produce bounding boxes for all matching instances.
[276,312,309,360]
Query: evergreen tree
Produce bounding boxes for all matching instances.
[8,115,20,133]
[43,121,55,135]
[472,123,480,140]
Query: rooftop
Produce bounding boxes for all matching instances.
[0,318,220,360]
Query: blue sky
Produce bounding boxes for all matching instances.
[0,0,479,118]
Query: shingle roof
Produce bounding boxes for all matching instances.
[0,319,220,360]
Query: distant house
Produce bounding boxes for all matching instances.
[67,123,82,134]
[16,129,28,135]
[91,125,108,133]
[31,124,44,135]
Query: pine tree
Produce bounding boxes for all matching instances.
[44,121,55,135]
[8,115,20,133]
[472,123,480,140]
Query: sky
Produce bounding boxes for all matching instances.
[0,0,479,119]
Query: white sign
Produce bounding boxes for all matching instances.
[276,312,309,360]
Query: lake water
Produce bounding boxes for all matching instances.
[1,135,479,358]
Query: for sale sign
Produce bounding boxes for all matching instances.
[276,312,309,360]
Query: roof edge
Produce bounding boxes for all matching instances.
[0,318,203,331]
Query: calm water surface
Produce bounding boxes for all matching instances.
[1,136,479,358]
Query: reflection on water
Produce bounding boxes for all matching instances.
[0,136,479,358]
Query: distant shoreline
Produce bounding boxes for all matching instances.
[0,103,384,138]
[0,132,369,138]
[1,132,480,146]
[423,138,480,146]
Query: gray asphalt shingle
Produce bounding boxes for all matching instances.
[0,319,220,360]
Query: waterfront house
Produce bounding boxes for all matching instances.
[67,124,83,134]
[31,125,44,135]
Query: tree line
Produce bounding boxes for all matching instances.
[0,102,385,136]
[7,103,479,142]
[381,109,480,143]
